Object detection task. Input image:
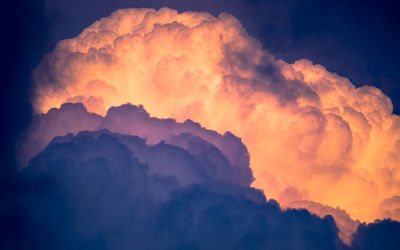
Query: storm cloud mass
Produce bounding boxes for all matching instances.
[9,129,347,250]
[32,7,400,225]
[3,5,400,250]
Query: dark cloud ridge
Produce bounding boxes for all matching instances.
[19,102,253,187]
[3,128,400,249]
[13,129,345,250]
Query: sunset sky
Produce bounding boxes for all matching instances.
[2,1,400,249]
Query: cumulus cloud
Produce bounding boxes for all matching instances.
[377,196,400,221]
[15,130,348,249]
[20,103,252,187]
[286,200,361,244]
[8,129,400,249]
[31,6,400,230]
[350,219,400,250]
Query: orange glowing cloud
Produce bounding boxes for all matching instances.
[32,7,400,227]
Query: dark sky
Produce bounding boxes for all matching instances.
[2,0,400,164]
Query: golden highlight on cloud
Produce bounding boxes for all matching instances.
[33,7,400,225]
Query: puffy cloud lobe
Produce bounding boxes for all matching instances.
[350,219,400,250]
[32,7,400,225]
[286,200,361,245]
[378,196,400,221]
[20,103,252,187]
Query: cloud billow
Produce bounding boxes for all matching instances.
[14,6,400,247]
[7,128,400,249]
[31,8,400,225]
[18,130,346,250]
[20,103,253,187]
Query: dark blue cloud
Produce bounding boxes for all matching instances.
[351,219,400,250]
[11,130,346,249]
[5,129,400,249]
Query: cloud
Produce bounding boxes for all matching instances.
[350,219,400,250]
[20,103,252,187]
[15,130,349,249]
[285,200,361,245]
[31,7,400,225]
[8,129,400,249]
[377,196,400,221]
